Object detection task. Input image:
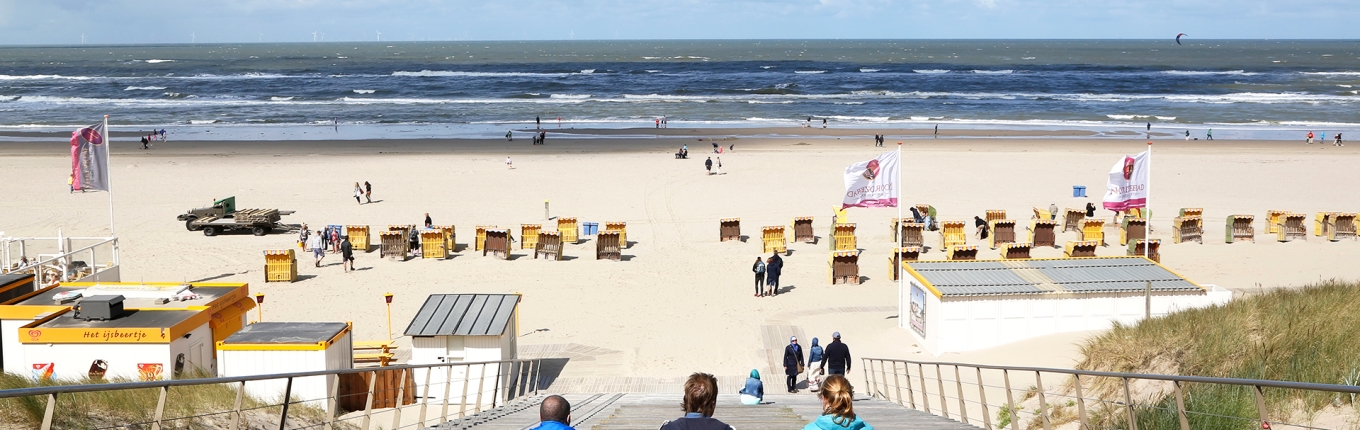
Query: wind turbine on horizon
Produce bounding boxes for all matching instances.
[376,30,382,42]
[80,33,86,44]
[312,31,317,42]
[191,32,196,43]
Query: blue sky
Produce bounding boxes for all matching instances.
[1,0,1356,45]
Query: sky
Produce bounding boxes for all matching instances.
[0,0,1357,45]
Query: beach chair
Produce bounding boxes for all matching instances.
[558,217,579,243]
[420,230,447,259]
[535,231,564,261]
[1029,220,1058,248]
[436,225,456,253]
[985,210,1007,224]
[263,249,297,282]
[888,247,922,281]
[1120,217,1147,246]
[482,229,513,259]
[988,220,1016,249]
[1064,241,1098,258]
[831,223,857,251]
[521,224,541,250]
[1171,215,1203,244]
[1063,209,1086,233]
[345,225,371,252]
[791,217,815,243]
[1277,213,1307,242]
[1032,207,1052,221]
[900,222,925,249]
[939,220,966,250]
[1225,215,1255,243]
[605,222,628,246]
[1000,243,1032,260]
[1315,212,1337,238]
[1080,219,1106,246]
[1327,213,1358,241]
[379,231,407,261]
[720,218,741,242]
[1180,208,1203,218]
[595,231,622,261]
[891,217,908,242]
[1265,210,1288,234]
[828,250,861,285]
[474,225,496,251]
[761,226,788,254]
[946,245,978,261]
[833,206,849,224]
[1127,239,1162,263]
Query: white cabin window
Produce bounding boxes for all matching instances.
[446,336,465,359]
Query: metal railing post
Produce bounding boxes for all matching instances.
[893,361,905,406]
[936,364,949,419]
[460,364,477,418]
[976,367,992,430]
[918,363,931,414]
[1004,369,1019,430]
[904,361,916,409]
[233,381,245,430]
[1253,384,1269,427]
[955,365,969,425]
[1035,371,1051,430]
[865,359,877,398]
[474,363,488,414]
[151,385,168,430]
[493,361,504,407]
[1074,374,1088,430]
[361,370,377,430]
[1173,380,1190,430]
[326,373,339,430]
[418,366,433,429]
[40,393,56,430]
[531,359,541,394]
[391,368,407,430]
[440,364,455,423]
[278,376,294,430]
[1123,377,1139,430]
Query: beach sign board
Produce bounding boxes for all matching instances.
[1103,150,1149,211]
[842,150,900,209]
[70,121,110,192]
[909,282,927,337]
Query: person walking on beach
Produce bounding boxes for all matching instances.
[334,117,338,133]
[752,257,766,297]
[1206,129,1213,140]
[715,157,722,175]
[783,336,805,393]
[704,157,713,175]
[822,118,827,129]
[364,181,372,203]
[299,224,310,249]
[306,230,325,267]
[353,182,364,204]
[506,130,513,141]
[1049,203,1059,220]
[539,131,546,144]
[807,337,825,390]
[766,252,784,295]
[820,332,851,375]
[804,375,873,430]
[974,216,990,240]
[934,124,939,138]
[1185,130,1191,140]
[1307,131,1314,144]
[1336,133,1344,146]
[340,235,355,273]
[424,213,433,228]
[536,116,541,130]
[331,228,342,253]
[506,156,514,169]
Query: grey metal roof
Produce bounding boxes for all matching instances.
[906,257,1200,297]
[222,322,349,344]
[0,274,35,304]
[404,294,520,337]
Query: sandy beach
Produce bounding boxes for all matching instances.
[3,129,1358,392]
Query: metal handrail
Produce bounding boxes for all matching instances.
[862,357,1360,430]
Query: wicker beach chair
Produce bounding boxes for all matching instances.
[1171,215,1203,244]
[720,218,741,242]
[1063,208,1086,233]
[1225,215,1255,243]
[420,230,447,259]
[1029,220,1058,248]
[520,224,541,250]
[946,245,978,261]
[900,222,925,249]
[792,217,815,243]
[940,221,967,250]
[482,229,513,259]
[596,231,622,261]
[1127,239,1161,263]
[762,226,788,254]
[1064,241,1098,258]
[985,210,1007,224]
[1265,210,1288,234]
[263,249,298,283]
[535,231,564,261]
[1277,213,1307,242]
[1120,217,1147,246]
[988,220,1017,249]
[379,231,407,261]
[1000,243,1032,260]
[345,225,371,252]
[558,217,579,244]
[828,250,861,285]
[1327,213,1358,241]
[888,247,922,281]
[1080,219,1106,246]
[831,223,857,251]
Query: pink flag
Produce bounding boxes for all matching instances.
[70,122,109,192]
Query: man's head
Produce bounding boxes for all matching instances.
[833,331,841,340]
[681,372,719,417]
[539,395,571,424]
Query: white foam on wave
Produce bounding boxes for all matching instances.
[352,89,376,94]
[550,94,591,99]
[1161,70,1257,76]
[125,86,166,91]
[579,69,595,74]
[0,74,94,81]
[913,69,949,74]
[271,96,294,101]
[761,66,776,69]
[972,70,1015,75]
[795,70,826,74]
[189,120,216,124]
[859,68,881,73]
[144,59,175,64]
[392,70,573,78]
[645,70,661,73]
[1302,71,1360,76]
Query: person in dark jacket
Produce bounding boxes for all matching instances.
[784,336,805,393]
[752,257,766,297]
[766,252,784,296]
[820,332,852,375]
[705,157,713,175]
[661,373,733,430]
[974,216,990,240]
[1085,202,1097,218]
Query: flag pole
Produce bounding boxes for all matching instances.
[105,115,115,236]
[897,140,903,301]
[1145,140,1151,260]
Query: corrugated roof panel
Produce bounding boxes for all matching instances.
[403,294,521,336]
[484,295,520,336]
[403,295,444,336]
[434,295,472,335]
[467,295,502,335]
[908,257,1200,297]
[453,295,489,336]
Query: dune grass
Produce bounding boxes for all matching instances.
[1074,280,1360,429]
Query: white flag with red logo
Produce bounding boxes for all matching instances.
[842,150,899,209]
[1102,150,1149,211]
[70,122,109,192]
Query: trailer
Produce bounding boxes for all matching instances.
[189,209,296,237]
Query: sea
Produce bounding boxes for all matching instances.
[1,39,1358,140]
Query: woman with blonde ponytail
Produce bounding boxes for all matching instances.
[803,374,873,430]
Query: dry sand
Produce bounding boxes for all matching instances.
[2,130,1358,392]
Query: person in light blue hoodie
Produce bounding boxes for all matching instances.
[804,374,873,430]
[807,337,825,389]
[739,369,763,405]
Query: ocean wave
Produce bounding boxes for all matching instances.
[761,66,776,69]
[1299,72,1360,76]
[835,102,865,105]
[913,69,950,74]
[579,69,595,74]
[794,70,826,74]
[189,120,216,124]
[549,94,591,99]
[972,70,1015,75]
[0,74,94,81]
[645,70,661,73]
[1161,70,1258,76]
[185,72,294,80]
[144,59,175,64]
[125,86,166,91]
[1106,114,1180,121]
[271,96,295,101]
[859,68,881,73]
[392,70,574,77]
[352,89,376,94]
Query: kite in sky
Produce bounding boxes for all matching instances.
[1175,33,1187,45]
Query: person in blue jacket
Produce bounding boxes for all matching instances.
[530,395,575,430]
[739,369,763,405]
[804,374,873,430]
